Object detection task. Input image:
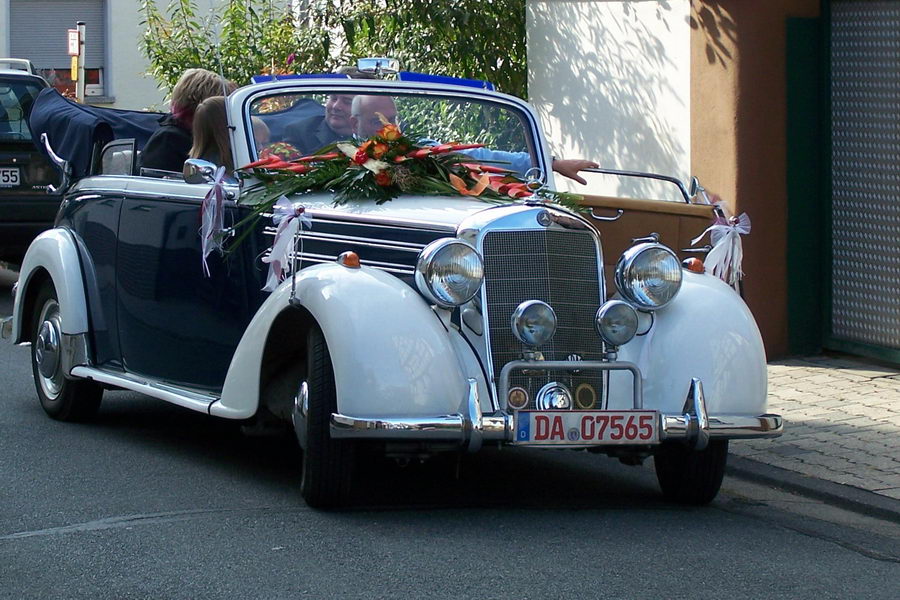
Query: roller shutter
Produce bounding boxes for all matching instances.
[9,0,106,71]
[830,1,900,351]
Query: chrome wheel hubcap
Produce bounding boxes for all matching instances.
[36,319,60,379]
[35,300,64,399]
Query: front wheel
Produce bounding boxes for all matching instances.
[299,326,355,509]
[31,282,102,421]
[654,440,728,505]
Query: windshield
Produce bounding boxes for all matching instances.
[0,79,43,143]
[247,90,535,177]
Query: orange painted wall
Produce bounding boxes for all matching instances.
[691,0,820,358]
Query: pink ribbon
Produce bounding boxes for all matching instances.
[261,196,312,292]
[200,166,227,277]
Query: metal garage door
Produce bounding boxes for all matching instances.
[9,0,106,70]
[830,1,900,353]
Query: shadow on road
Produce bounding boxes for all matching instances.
[72,393,669,512]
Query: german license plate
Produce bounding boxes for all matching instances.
[0,167,20,188]
[514,410,659,445]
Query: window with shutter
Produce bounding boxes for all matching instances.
[9,0,106,96]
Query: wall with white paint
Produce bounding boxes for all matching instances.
[527,0,692,200]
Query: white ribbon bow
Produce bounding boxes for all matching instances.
[199,166,227,277]
[262,195,312,292]
[692,212,751,289]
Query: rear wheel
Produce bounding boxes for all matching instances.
[299,326,355,508]
[30,282,102,421]
[654,440,728,505]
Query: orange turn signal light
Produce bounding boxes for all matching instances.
[682,257,705,274]
[337,251,361,268]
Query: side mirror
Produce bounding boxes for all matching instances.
[183,158,218,184]
[689,176,711,204]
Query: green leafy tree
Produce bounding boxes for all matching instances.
[343,0,526,97]
[139,0,526,97]
[139,0,325,92]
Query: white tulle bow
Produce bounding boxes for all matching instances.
[200,166,227,277]
[692,212,751,289]
[261,196,312,292]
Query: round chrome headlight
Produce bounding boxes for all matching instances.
[614,243,683,310]
[510,300,557,346]
[415,239,484,308]
[595,300,639,346]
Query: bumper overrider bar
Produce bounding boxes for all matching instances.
[330,362,783,452]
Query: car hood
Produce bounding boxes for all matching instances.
[293,192,504,231]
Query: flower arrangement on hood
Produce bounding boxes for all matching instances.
[235,119,582,212]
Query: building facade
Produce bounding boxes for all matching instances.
[529,1,900,365]
[1,0,181,110]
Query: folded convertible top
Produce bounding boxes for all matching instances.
[28,88,163,179]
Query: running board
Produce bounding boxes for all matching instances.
[69,366,218,415]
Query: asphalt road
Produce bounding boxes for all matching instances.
[1,275,898,599]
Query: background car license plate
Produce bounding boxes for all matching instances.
[515,410,659,445]
[0,167,20,187]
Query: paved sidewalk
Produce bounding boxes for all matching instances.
[731,355,900,502]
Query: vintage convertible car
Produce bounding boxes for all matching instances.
[2,64,782,508]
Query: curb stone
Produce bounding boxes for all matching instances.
[727,454,900,524]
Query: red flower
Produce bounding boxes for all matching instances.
[374,171,392,186]
[241,155,281,169]
[353,140,373,165]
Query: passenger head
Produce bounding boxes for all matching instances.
[189,96,233,172]
[324,94,355,136]
[171,68,236,128]
[251,116,270,147]
[322,67,380,136]
[350,95,398,139]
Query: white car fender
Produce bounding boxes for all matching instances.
[611,272,768,415]
[11,229,89,344]
[213,263,470,419]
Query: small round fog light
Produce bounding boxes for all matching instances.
[508,387,529,410]
[575,383,597,409]
[595,300,639,347]
[510,300,557,346]
[536,382,572,410]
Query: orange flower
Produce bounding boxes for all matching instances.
[374,171,392,186]
[378,123,402,141]
[371,142,389,158]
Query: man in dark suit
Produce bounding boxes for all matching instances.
[283,93,354,155]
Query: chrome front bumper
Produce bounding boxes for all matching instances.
[330,377,783,452]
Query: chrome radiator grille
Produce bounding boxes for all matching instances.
[481,229,605,409]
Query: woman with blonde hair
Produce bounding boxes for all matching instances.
[141,68,235,173]
[189,96,234,173]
